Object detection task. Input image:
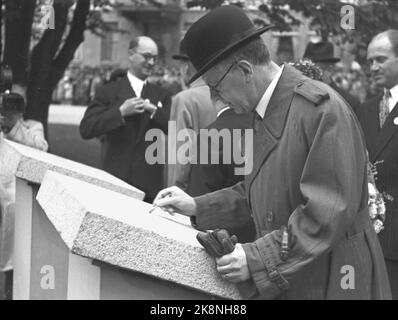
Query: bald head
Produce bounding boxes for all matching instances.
[370,30,398,56]
[129,36,157,51]
[128,36,159,80]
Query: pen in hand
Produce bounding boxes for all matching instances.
[149,192,173,214]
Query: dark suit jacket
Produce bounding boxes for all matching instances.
[79,76,171,202]
[193,66,390,299]
[187,108,255,242]
[356,95,398,260]
[330,82,360,114]
[188,108,251,196]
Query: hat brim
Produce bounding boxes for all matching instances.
[188,24,274,85]
[172,54,190,61]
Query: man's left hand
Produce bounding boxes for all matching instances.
[216,244,250,283]
[143,99,157,115]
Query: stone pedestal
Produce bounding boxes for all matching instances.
[0,139,144,299]
[0,139,241,299]
[35,171,241,300]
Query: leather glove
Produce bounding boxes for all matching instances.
[196,229,238,258]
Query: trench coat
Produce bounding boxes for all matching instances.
[167,78,217,190]
[194,66,391,299]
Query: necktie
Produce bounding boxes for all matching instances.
[379,89,391,128]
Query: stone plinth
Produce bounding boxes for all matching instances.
[0,139,144,199]
[0,138,148,299]
[37,171,242,300]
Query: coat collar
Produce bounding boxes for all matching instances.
[262,65,303,138]
[246,65,304,189]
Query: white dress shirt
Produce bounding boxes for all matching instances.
[127,71,146,97]
[388,84,398,113]
[255,65,284,118]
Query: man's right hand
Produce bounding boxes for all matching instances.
[153,186,197,217]
[119,97,146,117]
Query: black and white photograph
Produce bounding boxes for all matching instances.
[0,0,397,308]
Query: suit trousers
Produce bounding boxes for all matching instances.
[385,259,398,300]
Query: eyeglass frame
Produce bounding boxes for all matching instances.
[207,61,237,95]
[133,50,158,63]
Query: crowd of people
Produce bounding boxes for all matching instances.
[1,5,398,300]
[52,63,185,106]
[53,54,377,107]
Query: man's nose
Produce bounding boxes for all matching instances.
[370,60,380,72]
[147,57,156,65]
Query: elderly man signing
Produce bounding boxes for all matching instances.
[154,6,391,299]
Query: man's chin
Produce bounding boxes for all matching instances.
[142,68,153,77]
[373,77,385,87]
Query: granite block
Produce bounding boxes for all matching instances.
[37,171,242,300]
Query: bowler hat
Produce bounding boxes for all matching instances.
[183,5,274,84]
[172,39,189,61]
[303,41,340,63]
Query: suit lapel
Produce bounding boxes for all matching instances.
[114,77,141,140]
[135,82,159,144]
[371,100,398,161]
[246,66,301,189]
[361,97,381,159]
[116,76,136,101]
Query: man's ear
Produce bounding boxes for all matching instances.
[236,60,254,81]
[128,49,135,62]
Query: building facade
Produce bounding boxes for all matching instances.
[74,0,321,68]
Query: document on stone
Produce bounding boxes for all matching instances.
[148,205,192,228]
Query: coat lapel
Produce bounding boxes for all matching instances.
[246,66,301,189]
[371,100,398,161]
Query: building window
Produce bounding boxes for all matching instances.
[101,22,118,62]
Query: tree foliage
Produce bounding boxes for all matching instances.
[2,0,120,133]
[185,0,398,56]
[260,0,398,49]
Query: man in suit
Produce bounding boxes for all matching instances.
[167,43,217,190]
[356,29,398,299]
[153,6,391,299]
[80,36,171,202]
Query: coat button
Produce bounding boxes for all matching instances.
[266,211,274,224]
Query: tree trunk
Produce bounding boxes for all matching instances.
[3,0,36,84]
[26,0,90,136]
